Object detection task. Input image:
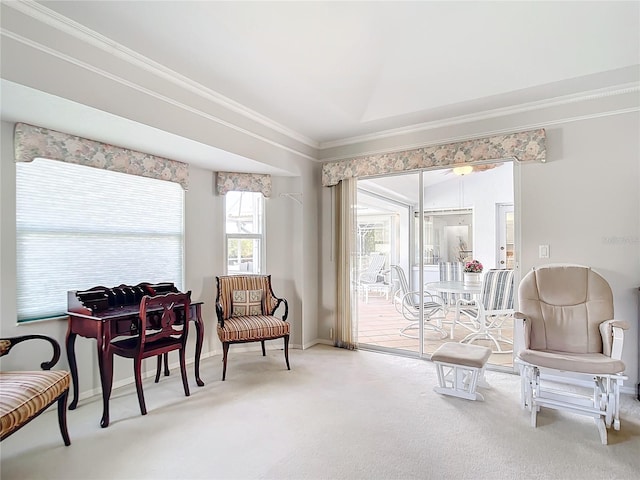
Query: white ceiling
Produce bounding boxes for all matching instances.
[1,1,639,171]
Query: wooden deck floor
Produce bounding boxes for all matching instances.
[356,291,514,368]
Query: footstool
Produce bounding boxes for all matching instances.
[431,342,491,401]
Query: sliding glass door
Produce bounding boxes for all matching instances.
[355,163,516,368]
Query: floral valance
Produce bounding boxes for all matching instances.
[216,171,272,197]
[322,128,546,187]
[14,123,189,190]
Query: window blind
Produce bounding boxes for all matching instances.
[16,158,184,322]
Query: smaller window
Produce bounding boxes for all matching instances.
[224,191,264,274]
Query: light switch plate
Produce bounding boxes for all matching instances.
[539,245,550,258]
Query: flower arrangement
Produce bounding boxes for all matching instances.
[464,260,483,273]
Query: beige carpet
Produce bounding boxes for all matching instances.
[1,345,639,480]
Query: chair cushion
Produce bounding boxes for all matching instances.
[432,342,491,369]
[217,315,290,343]
[0,370,70,438]
[232,289,263,316]
[518,349,625,375]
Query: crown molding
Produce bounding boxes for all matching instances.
[4,0,638,162]
[5,0,320,151]
[320,106,640,163]
[1,28,318,164]
[319,83,640,151]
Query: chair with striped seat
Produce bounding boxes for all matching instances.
[454,269,515,353]
[0,335,71,446]
[215,275,290,380]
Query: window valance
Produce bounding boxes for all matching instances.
[14,123,189,190]
[322,128,546,187]
[216,172,272,197]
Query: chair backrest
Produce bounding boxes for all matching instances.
[216,275,279,320]
[439,262,464,281]
[480,269,515,312]
[518,265,613,354]
[391,265,409,295]
[438,262,466,303]
[139,291,191,347]
[360,253,387,284]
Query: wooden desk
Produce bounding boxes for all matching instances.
[66,284,205,428]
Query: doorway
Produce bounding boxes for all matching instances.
[355,162,515,368]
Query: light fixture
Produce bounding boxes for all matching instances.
[452,165,473,176]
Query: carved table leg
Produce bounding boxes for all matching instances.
[97,340,113,428]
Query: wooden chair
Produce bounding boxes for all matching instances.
[215,275,290,380]
[1,335,71,445]
[110,291,191,416]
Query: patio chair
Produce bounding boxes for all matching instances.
[358,252,389,302]
[454,269,515,352]
[515,264,629,444]
[436,262,466,306]
[391,265,448,339]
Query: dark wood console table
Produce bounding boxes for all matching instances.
[66,282,205,427]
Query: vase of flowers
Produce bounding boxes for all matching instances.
[463,260,483,286]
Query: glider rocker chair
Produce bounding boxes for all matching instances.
[515,264,629,444]
[391,265,448,339]
[215,275,290,380]
[0,334,71,446]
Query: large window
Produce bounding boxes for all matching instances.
[224,191,264,274]
[16,158,184,322]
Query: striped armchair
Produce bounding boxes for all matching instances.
[215,275,290,380]
[0,335,71,445]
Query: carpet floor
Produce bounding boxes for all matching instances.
[1,344,639,479]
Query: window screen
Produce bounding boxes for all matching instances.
[16,158,184,322]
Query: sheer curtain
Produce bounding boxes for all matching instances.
[335,178,358,350]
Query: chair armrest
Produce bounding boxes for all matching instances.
[514,312,531,351]
[273,297,289,321]
[599,320,629,359]
[0,334,61,370]
[215,302,225,327]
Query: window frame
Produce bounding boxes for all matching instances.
[224,191,266,275]
[15,157,185,322]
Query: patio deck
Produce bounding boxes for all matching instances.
[356,291,514,368]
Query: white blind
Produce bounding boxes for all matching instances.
[16,158,184,322]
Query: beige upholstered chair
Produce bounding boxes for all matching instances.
[515,264,629,444]
[215,275,290,380]
[1,335,71,445]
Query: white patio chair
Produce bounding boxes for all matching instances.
[454,269,515,352]
[391,265,448,339]
[358,253,389,302]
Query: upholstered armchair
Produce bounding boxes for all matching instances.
[0,335,71,445]
[515,264,629,444]
[215,275,290,380]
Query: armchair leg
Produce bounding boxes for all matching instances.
[261,340,266,357]
[222,342,229,381]
[284,335,290,370]
[57,389,71,446]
